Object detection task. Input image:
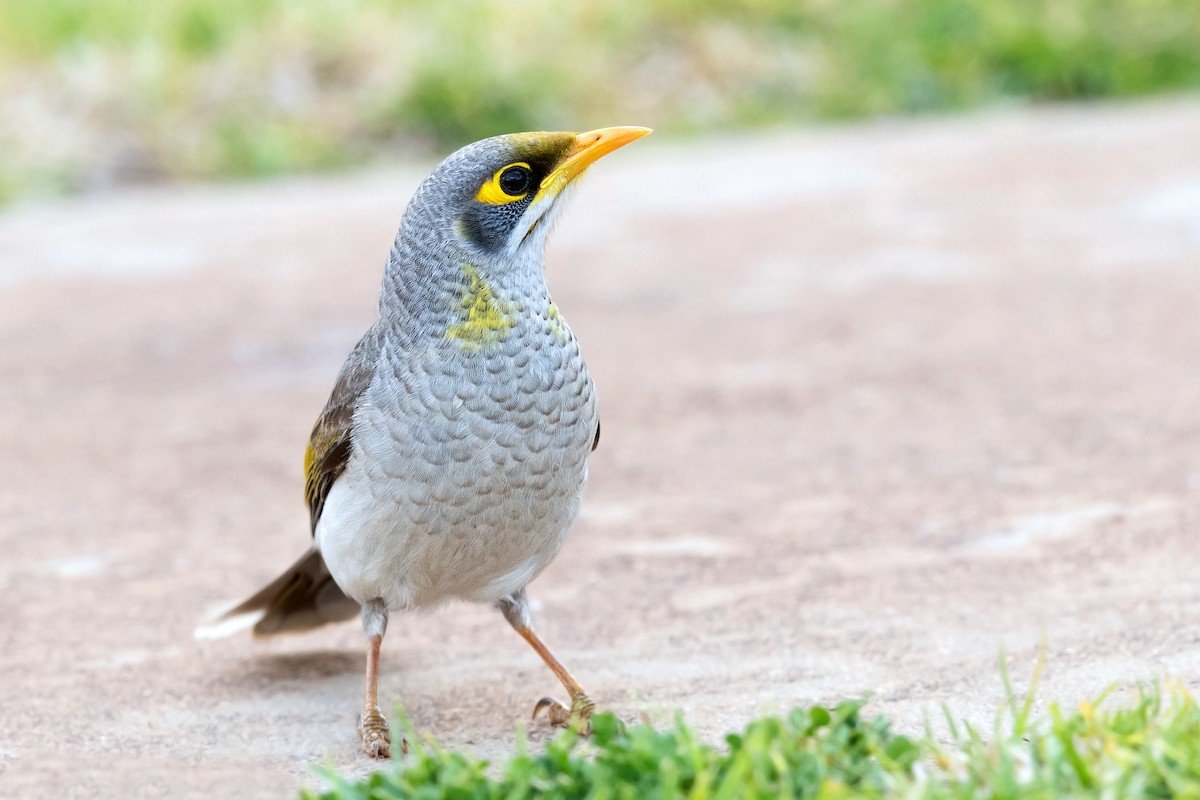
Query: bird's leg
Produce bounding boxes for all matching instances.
[498,590,595,733]
[357,599,394,758]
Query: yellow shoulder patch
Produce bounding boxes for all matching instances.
[303,442,316,479]
[445,264,516,351]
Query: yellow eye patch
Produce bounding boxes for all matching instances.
[475,162,533,205]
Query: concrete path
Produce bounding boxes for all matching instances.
[3,99,1200,797]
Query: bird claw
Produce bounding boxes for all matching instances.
[357,706,403,759]
[532,691,595,734]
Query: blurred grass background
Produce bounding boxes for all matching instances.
[1,0,1198,204]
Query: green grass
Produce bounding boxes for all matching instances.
[301,680,1200,799]
[2,0,1200,201]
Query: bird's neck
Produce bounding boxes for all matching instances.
[378,245,555,353]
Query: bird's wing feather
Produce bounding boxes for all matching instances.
[304,326,382,533]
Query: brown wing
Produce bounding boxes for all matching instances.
[304,326,382,533]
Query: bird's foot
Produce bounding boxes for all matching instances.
[533,690,595,734]
[357,706,395,759]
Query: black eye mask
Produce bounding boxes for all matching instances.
[459,153,559,252]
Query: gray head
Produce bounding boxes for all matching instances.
[386,128,651,294]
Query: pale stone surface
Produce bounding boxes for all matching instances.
[2,98,1200,797]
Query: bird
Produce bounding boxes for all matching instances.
[195,126,651,758]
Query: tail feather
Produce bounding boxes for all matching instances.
[194,547,359,639]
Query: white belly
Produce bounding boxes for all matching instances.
[316,340,596,610]
[317,453,587,609]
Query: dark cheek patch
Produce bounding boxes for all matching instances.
[461,196,531,252]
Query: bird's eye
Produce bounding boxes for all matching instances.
[499,166,530,196]
[476,162,534,205]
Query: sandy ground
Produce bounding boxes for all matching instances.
[3,99,1200,797]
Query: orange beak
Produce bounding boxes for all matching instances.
[540,126,652,194]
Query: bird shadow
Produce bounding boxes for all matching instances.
[251,648,361,679]
[210,648,363,695]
